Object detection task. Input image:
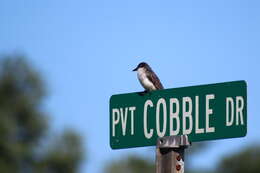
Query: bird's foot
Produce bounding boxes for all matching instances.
[138,90,149,96]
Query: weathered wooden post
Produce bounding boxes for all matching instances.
[156,135,190,173]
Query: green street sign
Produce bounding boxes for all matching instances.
[109,81,247,149]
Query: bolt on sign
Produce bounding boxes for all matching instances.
[109,81,247,149]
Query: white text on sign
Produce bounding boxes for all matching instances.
[111,95,245,139]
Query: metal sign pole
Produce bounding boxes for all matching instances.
[156,135,190,173]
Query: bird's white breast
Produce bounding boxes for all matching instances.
[137,67,156,91]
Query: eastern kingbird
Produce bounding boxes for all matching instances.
[133,62,164,92]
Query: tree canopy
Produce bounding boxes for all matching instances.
[0,55,84,173]
[105,155,155,173]
[217,144,260,173]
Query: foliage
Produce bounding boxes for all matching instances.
[104,140,210,173]
[36,130,83,173]
[217,144,260,173]
[105,155,155,173]
[0,55,83,173]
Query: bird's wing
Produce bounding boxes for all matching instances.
[147,70,164,90]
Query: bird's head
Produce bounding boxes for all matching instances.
[132,62,148,71]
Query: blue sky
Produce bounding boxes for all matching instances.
[1,0,260,172]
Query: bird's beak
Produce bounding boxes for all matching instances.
[132,67,138,71]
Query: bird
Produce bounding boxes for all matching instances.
[133,62,164,92]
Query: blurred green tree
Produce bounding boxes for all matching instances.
[36,130,83,173]
[217,144,260,173]
[0,55,83,173]
[105,155,155,173]
[104,142,210,173]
